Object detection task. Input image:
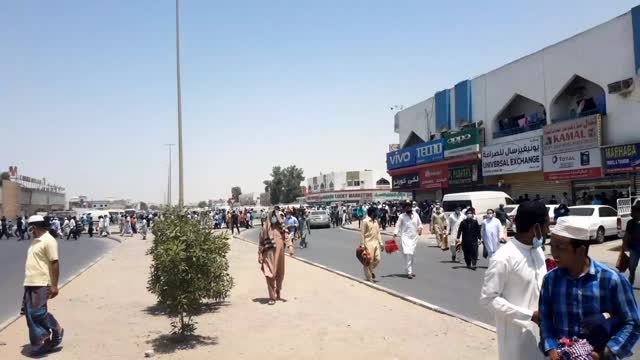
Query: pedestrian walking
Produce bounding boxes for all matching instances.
[495,204,508,227]
[103,214,110,236]
[284,210,299,241]
[480,201,549,360]
[62,217,70,238]
[231,211,240,234]
[16,216,25,241]
[0,216,9,239]
[430,206,448,251]
[356,205,365,228]
[22,215,64,356]
[66,217,78,240]
[258,209,294,305]
[457,208,481,269]
[447,207,464,262]
[481,209,504,258]
[298,210,311,249]
[393,201,423,279]
[121,216,133,237]
[623,202,640,285]
[360,207,383,282]
[540,217,640,359]
[98,216,104,236]
[131,216,137,234]
[87,217,94,238]
[140,217,148,240]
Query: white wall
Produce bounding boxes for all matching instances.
[396,97,435,147]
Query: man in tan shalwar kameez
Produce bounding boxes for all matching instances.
[361,207,384,282]
[430,206,448,251]
[259,210,294,305]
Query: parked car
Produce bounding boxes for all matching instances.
[308,210,331,228]
[566,205,621,243]
[504,205,519,234]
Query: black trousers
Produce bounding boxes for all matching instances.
[0,229,7,239]
[462,243,478,267]
[231,223,240,234]
[380,217,387,230]
[67,229,78,240]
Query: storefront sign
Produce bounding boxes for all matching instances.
[373,192,412,202]
[543,114,602,155]
[392,173,420,190]
[305,190,412,203]
[415,139,445,165]
[444,128,481,158]
[482,137,542,176]
[543,147,603,181]
[603,143,640,174]
[388,144,400,152]
[386,146,416,170]
[419,163,449,189]
[448,164,478,185]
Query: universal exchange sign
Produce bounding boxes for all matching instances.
[444,128,481,158]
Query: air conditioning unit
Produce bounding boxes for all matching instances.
[608,78,634,96]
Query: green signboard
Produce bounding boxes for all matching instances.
[444,128,481,158]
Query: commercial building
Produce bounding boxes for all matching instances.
[389,6,640,203]
[0,169,66,219]
[305,170,410,205]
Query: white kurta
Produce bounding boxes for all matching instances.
[481,218,504,258]
[480,239,547,360]
[394,213,423,255]
[447,213,463,246]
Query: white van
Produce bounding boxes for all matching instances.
[442,191,514,218]
[85,210,111,220]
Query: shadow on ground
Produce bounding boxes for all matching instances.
[20,344,63,358]
[143,302,228,317]
[146,334,218,354]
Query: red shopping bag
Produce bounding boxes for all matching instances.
[385,239,400,254]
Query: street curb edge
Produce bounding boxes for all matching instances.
[232,233,496,334]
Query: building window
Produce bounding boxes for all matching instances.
[550,75,606,122]
[493,94,547,139]
[347,181,353,187]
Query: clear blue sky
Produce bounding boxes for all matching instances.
[2,0,636,204]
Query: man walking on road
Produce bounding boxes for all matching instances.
[66,217,78,240]
[361,207,383,282]
[457,208,481,269]
[480,201,548,360]
[22,215,64,356]
[1,216,9,239]
[430,206,447,251]
[356,205,365,228]
[393,201,423,279]
[447,207,464,262]
[481,209,504,258]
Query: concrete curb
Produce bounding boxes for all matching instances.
[233,232,496,334]
[0,247,116,333]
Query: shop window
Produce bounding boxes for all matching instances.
[550,75,606,122]
[493,94,547,139]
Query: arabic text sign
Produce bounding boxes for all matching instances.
[482,137,542,176]
[386,146,416,170]
[603,143,640,174]
[444,128,481,158]
[415,139,445,165]
[392,173,420,190]
[543,114,601,155]
[543,147,603,181]
[419,163,449,189]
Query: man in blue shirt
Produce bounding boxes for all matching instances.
[284,210,299,242]
[539,217,640,359]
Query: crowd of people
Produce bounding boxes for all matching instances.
[515,190,633,208]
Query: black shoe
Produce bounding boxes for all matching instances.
[371,272,376,280]
[452,256,456,262]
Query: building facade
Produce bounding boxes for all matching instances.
[0,174,66,219]
[389,6,640,204]
[305,170,410,205]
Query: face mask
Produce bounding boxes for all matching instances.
[271,216,278,224]
[466,214,474,219]
[487,214,494,219]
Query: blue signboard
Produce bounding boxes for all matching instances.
[387,146,416,170]
[603,143,640,173]
[415,139,445,165]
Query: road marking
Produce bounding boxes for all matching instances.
[233,233,496,333]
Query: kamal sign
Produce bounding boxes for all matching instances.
[543,147,603,181]
[444,128,481,158]
[482,137,542,176]
[543,114,602,155]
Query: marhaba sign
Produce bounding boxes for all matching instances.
[603,143,640,174]
[482,137,542,176]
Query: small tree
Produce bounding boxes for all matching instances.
[147,207,234,335]
[139,201,149,211]
[197,201,208,208]
[231,187,242,202]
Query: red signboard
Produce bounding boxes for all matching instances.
[420,164,449,189]
[543,167,603,181]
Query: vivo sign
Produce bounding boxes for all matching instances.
[387,147,416,170]
[416,139,444,165]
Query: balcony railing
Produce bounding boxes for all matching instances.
[493,119,545,139]
[550,108,606,123]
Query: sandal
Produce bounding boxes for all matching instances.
[268,299,276,305]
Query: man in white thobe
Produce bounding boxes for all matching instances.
[481,209,504,258]
[393,202,423,279]
[480,201,549,360]
[447,207,464,262]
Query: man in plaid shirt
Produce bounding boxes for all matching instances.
[539,217,640,359]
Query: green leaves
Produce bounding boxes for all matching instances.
[264,165,305,205]
[147,207,234,335]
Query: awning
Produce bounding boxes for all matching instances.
[387,154,480,176]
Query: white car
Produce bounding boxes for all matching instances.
[565,205,620,243]
[507,204,558,235]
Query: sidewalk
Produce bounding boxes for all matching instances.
[0,230,496,359]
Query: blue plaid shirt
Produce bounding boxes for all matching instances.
[539,259,640,358]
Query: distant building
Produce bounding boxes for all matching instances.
[0,170,66,218]
[305,170,408,205]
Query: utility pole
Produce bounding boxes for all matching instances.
[176,0,185,208]
[164,144,175,205]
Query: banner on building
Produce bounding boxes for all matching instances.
[387,146,417,170]
[448,164,478,185]
[419,163,449,189]
[388,144,400,152]
[603,143,640,174]
[543,114,602,155]
[543,147,603,181]
[8,166,18,178]
[416,139,445,165]
[444,128,481,158]
[392,173,420,190]
[482,137,542,176]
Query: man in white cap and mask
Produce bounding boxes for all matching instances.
[22,215,64,355]
[480,200,548,360]
[539,216,640,360]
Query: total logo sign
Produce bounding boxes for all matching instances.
[543,147,603,181]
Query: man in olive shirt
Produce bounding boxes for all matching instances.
[23,215,64,355]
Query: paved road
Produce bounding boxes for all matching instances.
[240,226,495,326]
[0,232,116,326]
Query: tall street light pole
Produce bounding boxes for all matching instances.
[164,144,175,205]
[176,0,185,208]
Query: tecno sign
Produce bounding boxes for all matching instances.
[415,139,444,165]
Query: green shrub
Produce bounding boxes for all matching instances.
[147,207,233,335]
